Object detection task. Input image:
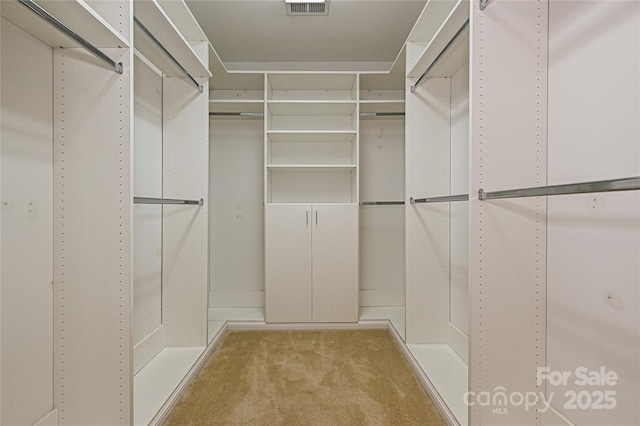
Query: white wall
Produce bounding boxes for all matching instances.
[0,18,54,426]
[133,55,163,347]
[449,63,469,336]
[209,117,265,307]
[162,54,210,346]
[359,117,405,305]
[546,1,640,424]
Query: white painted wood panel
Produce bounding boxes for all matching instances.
[53,46,132,424]
[1,18,54,426]
[359,118,404,202]
[358,207,405,293]
[209,117,264,302]
[405,46,450,343]
[546,1,640,424]
[268,170,355,203]
[0,16,3,424]
[265,204,312,322]
[133,55,163,349]
[0,0,129,49]
[359,91,405,307]
[312,204,359,322]
[162,47,209,346]
[469,0,548,423]
[449,63,469,337]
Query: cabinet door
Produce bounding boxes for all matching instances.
[312,204,359,322]
[265,204,312,322]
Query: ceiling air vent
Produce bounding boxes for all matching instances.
[286,0,329,16]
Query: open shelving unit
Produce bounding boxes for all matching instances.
[357,71,406,325]
[359,73,405,115]
[131,0,211,424]
[209,72,265,115]
[265,73,359,205]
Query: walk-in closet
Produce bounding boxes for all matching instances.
[1,0,638,424]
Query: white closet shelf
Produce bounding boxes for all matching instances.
[267,130,356,143]
[267,165,357,172]
[266,202,358,206]
[407,0,469,79]
[156,0,208,42]
[267,73,357,91]
[210,89,264,101]
[268,101,357,116]
[0,0,129,48]
[360,100,405,114]
[134,0,211,78]
[359,90,405,101]
[407,344,468,425]
[209,100,263,113]
[406,0,458,43]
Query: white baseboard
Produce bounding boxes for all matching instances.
[226,321,389,331]
[149,323,229,426]
[389,332,461,426]
[359,289,405,307]
[134,325,166,375]
[446,322,468,364]
[209,290,404,308]
[33,409,58,426]
[209,290,265,308]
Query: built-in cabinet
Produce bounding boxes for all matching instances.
[264,73,360,323]
[210,71,405,328]
[265,204,358,323]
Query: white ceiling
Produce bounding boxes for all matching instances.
[185,0,427,72]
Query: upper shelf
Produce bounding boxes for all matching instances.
[268,101,357,116]
[267,131,357,143]
[359,100,405,114]
[267,73,357,91]
[407,0,470,79]
[0,0,129,48]
[406,0,459,43]
[209,100,264,114]
[267,73,357,101]
[134,0,211,78]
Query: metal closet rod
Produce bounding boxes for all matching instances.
[359,112,405,117]
[479,0,493,11]
[134,197,203,205]
[359,201,405,206]
[209,112,404,117]
[479,176,640,200]
[209,112,264,117]
[410,18,470,93]
[16,0,123,74]
[411,194,469,204]
[133,16,203,93]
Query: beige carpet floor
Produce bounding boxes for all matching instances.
[164,329,446,425]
